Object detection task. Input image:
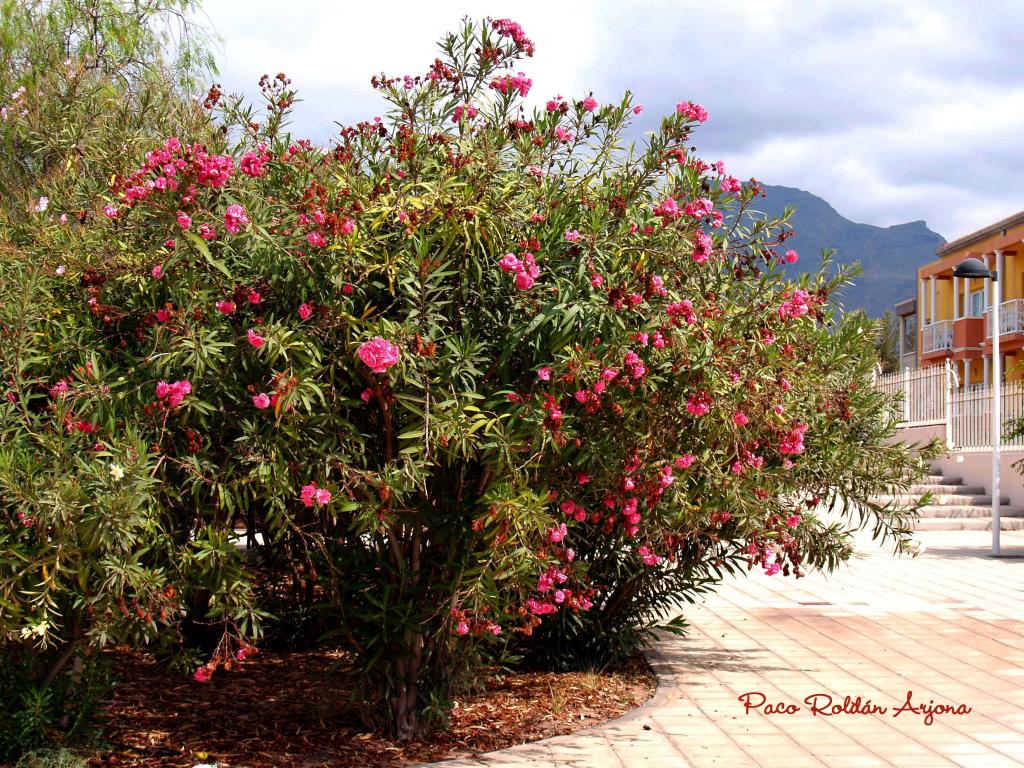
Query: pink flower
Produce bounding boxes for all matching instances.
[193,666,212,683]
[253,393,271,409]
[300,482,332,508]
[360,387,374,402]
[358,337,400,373]
[686,391,712,417]
[196,154,234,187]
[781,423,808,455]
[638,546,663,566]
[155,379,191,409]
[676,100,709,123]
[155,309,170,323]
[786,514,801,528]
[240,149,269,177]
[490,72,532,97]
[632,105,644,115]
[537,367,552,381]
[564,229,580,242]
[674,454,696,469]
[198,223,217,241]
[247,291,261,305]
[452,103,478,122]
[784,249,799,264]
[733,412,749,427]
[103,204,119,219]
[692,231,713,264]
[548,523,568,543]
[499,253,521,273]
[223,203,249,234]
[591,274,604,287]
[779,289,812,320]
[340,218,356,235]
[176,212,192,229]
[653,197,680,222]
[151,264,163,279]
[215,300,235,315]
[307,231,327,248]
[298,303,312,320]
[247,328,266,348]
[514,272,535,290]
[582,97,598,112]
[456,621,470,635]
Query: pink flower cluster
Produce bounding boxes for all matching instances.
[247,328,266,348]
[778,289,813,320]
[691,230,713,264]
[676,100,709,123]
[1,86,27,122]
[452,103,478,122]
[490,72,532,97]
[652,197,680,223]
[223,203,249,234]
[667,299,696,324]
[155,379,192,409]
[358,337,400,373]
[686,391,712,417]
[300,482,332,507]
[623,350,647,380]
[780,422,808,455]
[637,545,663,566]
[491,18,535,55]
[498,252,541,290]
[196,152,234,188]
[240,145,271,177]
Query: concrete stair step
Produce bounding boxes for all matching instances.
[916,505,1024,518]
[913,517,1024,531]
[875,494,1010,507]
[907,484,985,495]
[918,474,963,486]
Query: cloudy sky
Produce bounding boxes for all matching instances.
[196,0,1024,241]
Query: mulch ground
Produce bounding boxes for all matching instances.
[89,648,655,767]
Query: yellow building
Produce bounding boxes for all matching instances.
[905,211,1024,386]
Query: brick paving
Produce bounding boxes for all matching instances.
[434,530,1024,767]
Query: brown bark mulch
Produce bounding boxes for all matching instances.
[88,648,655,767]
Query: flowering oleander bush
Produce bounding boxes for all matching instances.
[1,9,937,746]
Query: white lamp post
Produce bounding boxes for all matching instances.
[953,257,1000,555]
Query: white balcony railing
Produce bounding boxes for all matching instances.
[922,320,953,354]
[986,299,1024,337]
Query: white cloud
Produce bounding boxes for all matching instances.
[193,0,1024,240]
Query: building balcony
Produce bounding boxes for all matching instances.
[986,299,1024,337]
[922,320,954,356]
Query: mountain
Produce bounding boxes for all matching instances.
[747,185,946,318]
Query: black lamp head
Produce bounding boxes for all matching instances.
[952,257,992,279]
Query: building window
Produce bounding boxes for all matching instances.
[969,289,984,318]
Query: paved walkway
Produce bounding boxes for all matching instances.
[436,530,1024,767]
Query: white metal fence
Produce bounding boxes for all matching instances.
[876,362,1024,451]
[875,363,950,426]
[949,380,1024,450]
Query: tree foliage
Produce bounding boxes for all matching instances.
[0,11,938,749]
